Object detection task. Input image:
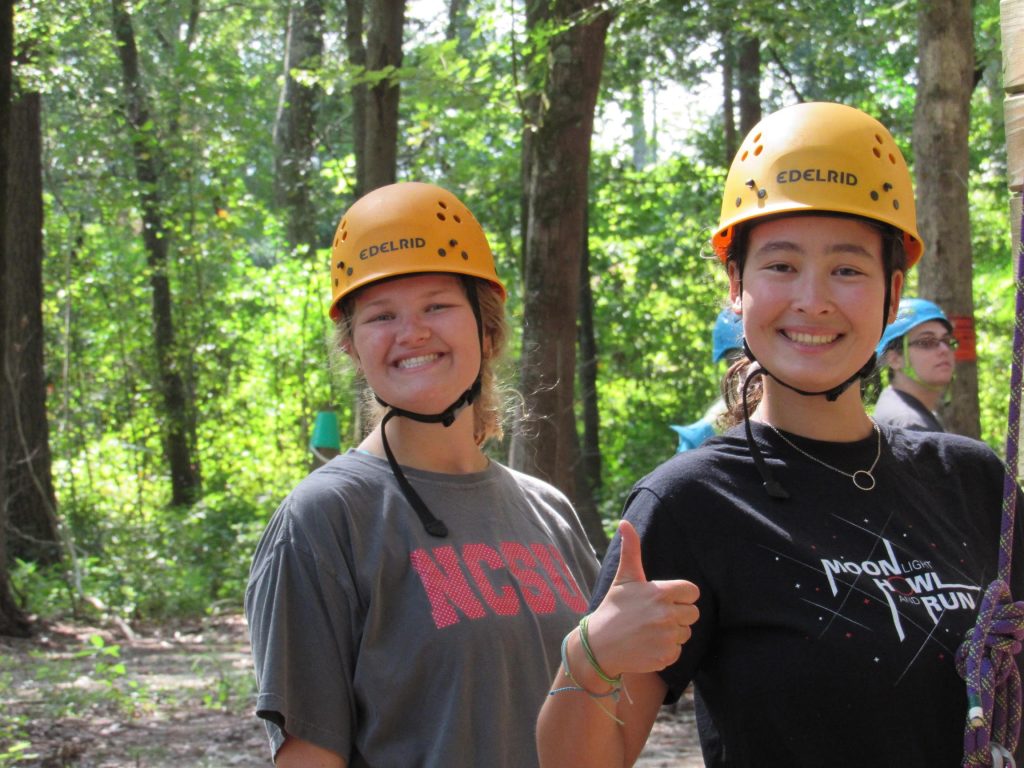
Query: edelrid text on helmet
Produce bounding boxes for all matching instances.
[711,102,924,267]
[876,297,952,358]
[329,182,506,319]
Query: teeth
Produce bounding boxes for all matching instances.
[787,332,837,345]
[397,354,439,369]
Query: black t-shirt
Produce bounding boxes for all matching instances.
[591,423,1023,767]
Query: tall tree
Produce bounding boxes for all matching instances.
[364,0,405,191]
[913,0,979,437]
[512,0,612,552]
[345,0,368,200]
[4,89,60,566]
[0,0,29,637]
[110,0,201,505]
[274,0,325,254]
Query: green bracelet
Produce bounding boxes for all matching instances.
[578,614,622,687]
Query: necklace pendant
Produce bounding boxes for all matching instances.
[852,470,876,491]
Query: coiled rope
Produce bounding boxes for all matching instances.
[956,209,1024,767]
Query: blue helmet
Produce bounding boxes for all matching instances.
[712,308,744,363]
[876,298,952,358]
[670,417,716,453]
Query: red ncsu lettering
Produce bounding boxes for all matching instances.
[410,541,585,629]
[531,543,588,612]
[463,544,520,616]
[501,542,556,614]
[410,546,487,629]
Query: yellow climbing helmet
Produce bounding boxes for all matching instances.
[328,182,507,319]
[711,102,924,267]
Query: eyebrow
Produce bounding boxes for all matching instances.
[753,240,876,258]
[357,287,461,312]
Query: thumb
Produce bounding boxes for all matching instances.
[612,519,648,585]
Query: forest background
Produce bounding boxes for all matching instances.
[0,0,1018,642]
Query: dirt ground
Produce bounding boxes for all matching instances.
[0,614,702,767]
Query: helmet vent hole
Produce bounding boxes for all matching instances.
[438,248,447,257]
[346,267,354,276]
[438,201,448,209]
[870,191,879,201]
[449,239,457,247]
[740,150,749,161]
[454,215,462,223]
[874,134,883,144]
[873,147,881,158]
[337,261,345,270]
[734,196,742,208]
[334,278,339,287]
[753,145,763,156]
[753,132,762,142]
[436,213,446,221]
[893,200,900,210]
[461,251,469,260]
[888,153,896,164]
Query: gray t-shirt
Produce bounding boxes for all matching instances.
[873,385,945,432]
[245,450,599,768]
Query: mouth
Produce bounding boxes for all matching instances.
[395,353,441,369]
[782,330,839,346]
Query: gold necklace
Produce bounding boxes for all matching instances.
[765,421,882,492]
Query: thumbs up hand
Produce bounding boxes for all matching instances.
[584,520,700,679]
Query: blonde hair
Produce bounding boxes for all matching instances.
[331,275,510,445]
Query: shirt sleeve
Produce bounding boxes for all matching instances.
[245,503,361,761]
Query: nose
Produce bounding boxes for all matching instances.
[396,314,430,345]
[792,269,834,315]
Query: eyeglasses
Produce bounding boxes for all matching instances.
[907,335,959,351]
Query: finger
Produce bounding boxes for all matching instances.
[612,519,647,586]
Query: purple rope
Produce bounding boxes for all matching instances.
[957,204,1024,766]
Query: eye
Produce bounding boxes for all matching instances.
[364,311,395,323]
[834,265,866,277]
[763,261,795,273]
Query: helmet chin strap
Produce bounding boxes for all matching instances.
[371,277,485,538]
[742,340,877,403]
[740,340,878,500]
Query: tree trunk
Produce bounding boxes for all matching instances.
[577,210,602,525]
[345,0,368,201]
[4,92,61,566]
[0,0,30,637]
[511,0,611,554]
[737,34,761,135]
[111,0,201,506]
[913,0,979,438]
[721,27,736,164]
[364,0,405,192]
[273,0,325,254]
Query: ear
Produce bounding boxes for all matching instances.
[887,270,904,325]
[882,347,903,371]
[728,261,742,311]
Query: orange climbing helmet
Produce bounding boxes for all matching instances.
[328,182,506,319]
[711,102,924,267]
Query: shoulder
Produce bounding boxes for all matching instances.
[882,426,1005,481]
[496,462,573,506]
[249,452,385,563]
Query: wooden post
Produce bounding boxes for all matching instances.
[1001,0,1023,474]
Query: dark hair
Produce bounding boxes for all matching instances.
[720,213,908,427]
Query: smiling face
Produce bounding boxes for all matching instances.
[347,273,482,415]
[729,215,902,396]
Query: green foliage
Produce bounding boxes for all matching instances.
[8,0,1019,625]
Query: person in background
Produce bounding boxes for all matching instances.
[872,297,956,432]
[669,308,743,452]
[537,102,1022,767]
[246,182,599,768]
